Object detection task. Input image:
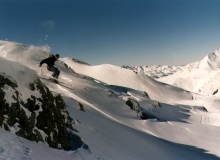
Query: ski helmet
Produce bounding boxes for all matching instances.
[55,54,60,58]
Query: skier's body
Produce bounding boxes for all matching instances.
[39,54,60,79]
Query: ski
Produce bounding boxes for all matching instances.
[39,77,75,91]
[48,77,59,84]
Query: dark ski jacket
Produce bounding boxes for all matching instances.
[40,56,57,67]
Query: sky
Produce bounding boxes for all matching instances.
[0,0,220,66]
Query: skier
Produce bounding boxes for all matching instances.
[39,54,60,79]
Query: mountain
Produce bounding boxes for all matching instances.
[122,48,220,96]
[61,57,192,103]
[0,40,220,160]
[157,49,220,95]
[122,65,184,78]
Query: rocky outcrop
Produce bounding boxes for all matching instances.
[0,73,84,151]
[126,98,157,120]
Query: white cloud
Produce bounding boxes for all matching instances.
[41,20,56,30]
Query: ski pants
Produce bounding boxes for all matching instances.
[47,66,60,78]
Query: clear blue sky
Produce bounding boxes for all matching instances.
[1,0,220,66]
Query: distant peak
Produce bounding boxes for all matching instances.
[199,48,220,70]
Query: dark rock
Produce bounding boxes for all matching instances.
[126,98,158,120]
[0,74,83,151]
[79,103,85,112]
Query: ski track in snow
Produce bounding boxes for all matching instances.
[56,84,122,124]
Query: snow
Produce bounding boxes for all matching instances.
[0,129,94,160]
[122,65,183,78]
[61,57,193,104]
[0,40,220,160]
[155,49,220,95]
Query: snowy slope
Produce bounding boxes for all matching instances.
[0,40,220,160]
[61,57,192,104]
[0,128,93,160]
